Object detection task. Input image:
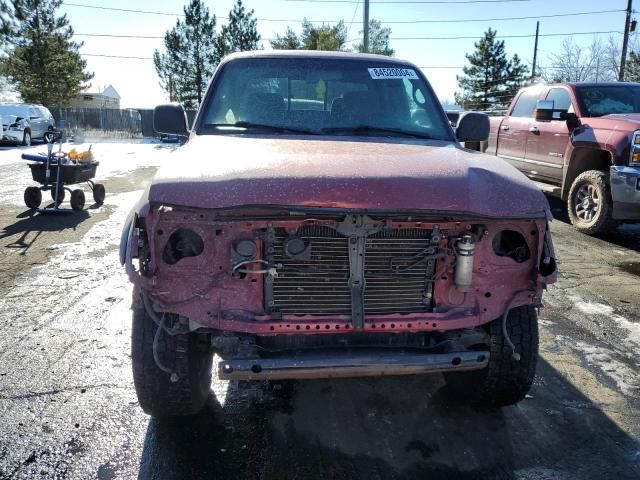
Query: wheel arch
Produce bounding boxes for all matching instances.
[561,147,613,200]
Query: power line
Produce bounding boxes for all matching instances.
[76,33,164,39]
[379,30,624,41]
[64,2,182,16]
[282,0,533,4]
[81,53,152,59]
[378,9,625,24]
[73,27,625,43]
[62,3,625,26]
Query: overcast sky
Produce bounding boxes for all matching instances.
[58,0,633,108]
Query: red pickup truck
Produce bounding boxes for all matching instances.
[481,82,640,235]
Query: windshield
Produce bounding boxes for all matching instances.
[199,57,453,140]
[576,85,640,117]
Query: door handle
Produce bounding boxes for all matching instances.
[529,126,540,134]
[501,125,510,132]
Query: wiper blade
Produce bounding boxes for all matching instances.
[209,121,319,135]
[321,125,432,139]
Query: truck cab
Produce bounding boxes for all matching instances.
[486,82,640,235]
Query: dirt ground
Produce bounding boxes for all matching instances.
[0,140,638,479]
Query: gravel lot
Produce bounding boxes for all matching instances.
[0,140,638,479]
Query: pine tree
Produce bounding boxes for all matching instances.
[0,0,93,106]
[270,27,302,50]
[355,19,394,56]
[455,29,529,111]
[271,20,348,52]
[215,0,260,58]
[625,51,640,82]
[153,0,218,109]
[302,20,347,51]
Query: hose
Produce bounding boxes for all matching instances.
[141,290,181,382]
[501,289,534,362]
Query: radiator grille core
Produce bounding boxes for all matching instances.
[267,225,434,317]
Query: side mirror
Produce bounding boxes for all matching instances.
[456,112,490,142]
[534,99,570,122]
[154,103,189,136]
[534,100,555,121]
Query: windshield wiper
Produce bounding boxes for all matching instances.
[208,121,319,135]
[321,125,432,139]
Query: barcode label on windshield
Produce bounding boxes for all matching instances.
[368,67,418,80]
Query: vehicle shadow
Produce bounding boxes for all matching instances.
[0,209,90,254]
[137,358,639,480]
[546,194,640,252]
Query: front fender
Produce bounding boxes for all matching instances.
[119,210,135,266]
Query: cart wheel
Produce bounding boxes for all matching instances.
[50,185,65,205]
[24,187,42,209]
[92,183,106,204]
[70,189,85,211]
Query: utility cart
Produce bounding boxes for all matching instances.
[22,135,105,213]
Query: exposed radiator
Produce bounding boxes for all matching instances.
[266,224,435,317]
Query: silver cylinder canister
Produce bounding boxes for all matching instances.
[454,235,475,292]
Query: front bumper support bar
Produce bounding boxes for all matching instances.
[218,349,490,380]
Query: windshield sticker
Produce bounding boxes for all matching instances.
[368,67,418,80]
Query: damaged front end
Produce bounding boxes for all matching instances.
[122,204,556,380]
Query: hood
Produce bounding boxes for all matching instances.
[1,114,23,127]
[148,135,549,219]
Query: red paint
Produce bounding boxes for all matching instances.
[149,136,549,219]
[126,212,552,335]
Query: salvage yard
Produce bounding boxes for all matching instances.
[0,139,639,479]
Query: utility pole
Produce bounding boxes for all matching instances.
[531,21,539,83]
[363,0,370,53]
[620,0,633,81]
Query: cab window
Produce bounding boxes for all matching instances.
[510,91,539,118]
[545,88,574,114]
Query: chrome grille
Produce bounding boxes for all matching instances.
[267,226,433,316]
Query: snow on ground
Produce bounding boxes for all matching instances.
[568,294,640,348]
[0,139,177,207]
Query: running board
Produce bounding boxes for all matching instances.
[532,181,562,197]
[218,350,490,381]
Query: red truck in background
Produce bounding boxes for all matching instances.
[480,82,640,235]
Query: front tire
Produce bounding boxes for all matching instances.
[70,189,85,211]
[131,290,213,417]
[567,170,617,235]
[50,184,65,205]
[444,305,538,408]
[24,187,42,209]
[92,183,106,204]
[22,130,31,146]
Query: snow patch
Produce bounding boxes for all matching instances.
[574,342,640,397]
[568,295,640,348]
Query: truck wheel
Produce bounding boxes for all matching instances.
[131,290,213,417]
[567,170,617,235]
[444,305,538,408]
[24,187,42,209]
[70,189,85,211]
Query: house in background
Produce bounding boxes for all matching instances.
[68,85,121,109]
